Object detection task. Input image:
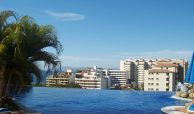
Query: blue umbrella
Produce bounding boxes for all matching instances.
[185,52,194,83]
[185,52,194,103]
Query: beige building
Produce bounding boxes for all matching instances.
[144,69,176,92]
[120,60,135,81]
[46,69,75,86]
[144,61,179,91]
[120,59,188,89]
[120,59,156,88]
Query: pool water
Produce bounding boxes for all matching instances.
[17,87,188,114]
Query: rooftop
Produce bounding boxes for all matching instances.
[155,63,179,67]
[149,69,175,73]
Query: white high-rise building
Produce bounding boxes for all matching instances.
[103,69,129,88]
[75,66,110,89]
[120,60,135,81]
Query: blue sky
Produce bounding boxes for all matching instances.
[1,0,194,68]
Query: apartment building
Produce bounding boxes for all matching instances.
[46,69,75,86]
[144,62,178,91]
[120,60,135,81]
[120,59,188,89]
[120,59,156,88]
[103,69,129,88]
[75,66,110,89]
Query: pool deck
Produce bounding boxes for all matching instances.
[170,95,192,101]
[161,106,186,114]
[161,95,193,114]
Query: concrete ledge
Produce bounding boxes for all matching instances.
[161,106,186,114]
[170,95,192,101]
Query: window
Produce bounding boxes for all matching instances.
[156,83,159,86]
[166,67,168,69]
[156,88,159,91]
[166,73,169,76]
[156,78,159,80]
[166,78,169,81]
[148,88,152,91]
[161,67,163,69]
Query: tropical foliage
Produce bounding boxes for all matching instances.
[0,10,63,99]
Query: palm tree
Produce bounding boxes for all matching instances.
[0,10,18,98]
[0,10,63,99]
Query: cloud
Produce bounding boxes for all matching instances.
[143,50,192,55]
[58,50,192,67]
[60,56,105,62]
[59,56,117,68]
[44,10,85,21]
[118,50,193,59]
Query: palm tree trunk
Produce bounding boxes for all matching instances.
[5,74,12,98]
[0,65,5,97]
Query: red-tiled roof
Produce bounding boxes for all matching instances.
[149,69,174,73]
[155,63,178,67]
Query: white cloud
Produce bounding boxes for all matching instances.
[143,50,192,55]
[58,50,193,67]
[118,50,193,60]
[36,50,193,69]
[59,55,117,68]
[60,56,105,62]
[44,10,85,21]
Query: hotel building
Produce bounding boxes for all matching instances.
[120,59,156,88]
[103,69,129,88]
[120,59,188,90]
[144,62,179,91]
[75,66,110,89]
[46,69,75,86]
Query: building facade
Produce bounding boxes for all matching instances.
[103,69,129,89]
[46,69,75,86]
[144,62,179,91]
[120,59,188,89]
[75,66,110,89]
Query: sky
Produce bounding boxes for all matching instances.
[0,0,194,68]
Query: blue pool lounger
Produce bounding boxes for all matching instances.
[188,104,194,114]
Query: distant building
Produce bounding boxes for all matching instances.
[144,66,177,92]
[120,59,188,89]
[75,66,110,89]
[46,69,75,86]
[103,69,129,89]
[120,59,156,89]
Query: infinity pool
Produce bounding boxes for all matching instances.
[17,87,187,114]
